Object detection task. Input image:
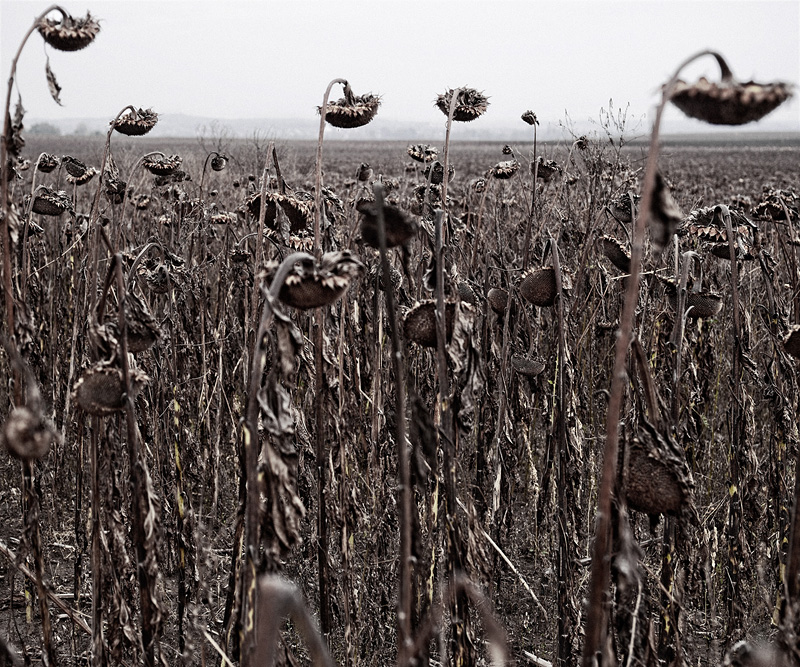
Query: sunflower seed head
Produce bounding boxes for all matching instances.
[436,88,489,122]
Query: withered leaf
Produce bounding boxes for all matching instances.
[7,97,25,157]
[650,172,683,253]
[45,57,63,106]
[257,378,295,438]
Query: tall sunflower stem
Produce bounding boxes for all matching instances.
[371,183,412,666]
[311,77,347,640]
[579,50,718,667]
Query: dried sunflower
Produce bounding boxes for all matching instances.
[435,87,489,122]
[669,54,792,125]
[599,236,631,273]
[521,110,538,126]
[267,251,364,310]
[123,292,161,352]
[37,9,100,51]
[1,406,59,460]
[407,144,439,163]
[66,166,98,186]
[27,186,73,216]
[531,157,562,182]
[487,287,509,315]
[113,107,158,136]
[210,211,237,225]
[608,192,640,224]
[624,420,694,517]
[519,267,557,307]
[511,355,545,377]
[457,280,479,306]
[61,155,86,178]
[143,154,182,176]
[489,160,519,180]
[243,191,280,228]
[72,361,150,416]
[357,163,373,182]
[403,301,456,347]
[753,187,798,222]
[357,200,417,248]
[131,194,151,210]
[661,278,724,319]
[36,153,59,173]
[210,154,228,171]
[678,206,755,260]
[423,161,454,185]
[104,174,127,205]
[470,178,487,193]
[279,192,315,232]
[320,82,381,129]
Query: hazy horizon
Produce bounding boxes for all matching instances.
[2,0,798,139]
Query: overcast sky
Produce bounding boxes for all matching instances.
[1,0,798,135]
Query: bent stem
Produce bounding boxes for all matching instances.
[1,4,67,404]
[580,48,727,667]
[239,251,315,665]
[311,77,347,639]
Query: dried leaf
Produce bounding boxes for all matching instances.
[7,97,25,157]
[45,57,63,105]
[258,379,295,438]
[410,396,437,482]
[649,172,683,252]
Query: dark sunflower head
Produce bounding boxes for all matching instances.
[37,9,100,52]
[269,250,364,310]
[320,82,381,129]
[1,406,59,461]
[72,361,150,416]
[67,166,98,186]
[489,160,519,180]
[402,301,457,347]
[28,186,73,216]
[61,155,87,178]
[143,154,182,176]
[113,108,158,136]
[357,200,417,248]
[436,87,489,122]
[519,267,557,307]
[210,154,228,171]
[407,144,439,163]
[36,153,59,173]
[668,53,793,125]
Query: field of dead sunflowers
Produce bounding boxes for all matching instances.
[2,8,800,667]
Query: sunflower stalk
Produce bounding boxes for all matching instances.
[580,50,690,667]
[237,251,315,664]
[311,78,347,639]
[371,183,413,665]
[433,205,473,666]
[2,4,90,405]
[581,49,780,666]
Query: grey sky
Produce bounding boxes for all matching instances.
[2,0,798,135]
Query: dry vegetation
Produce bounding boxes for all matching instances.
[2,8,800,667]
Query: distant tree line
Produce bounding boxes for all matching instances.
[29,121,102,136]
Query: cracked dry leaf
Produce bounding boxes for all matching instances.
[45,57,63,106]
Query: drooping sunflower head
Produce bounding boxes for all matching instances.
[112,108,158,136]
[668,52,792,125]
[37,9,100,52]
[320,82,381,129]
[435,87,489,122]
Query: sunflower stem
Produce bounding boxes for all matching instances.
[372,183,412,666]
